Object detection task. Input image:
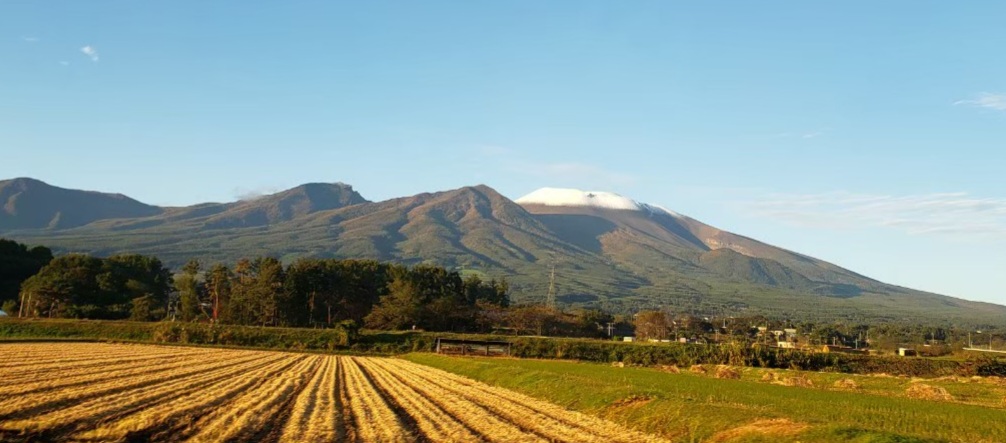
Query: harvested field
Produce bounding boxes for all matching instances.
[0,343,667,443]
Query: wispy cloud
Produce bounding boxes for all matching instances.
[741,191,1006,240]
[478,145,638,187]
[80,45,99,62]
[232,185,283,201]
[58,61,70,66]
[955,92,1006,112]
[21,36,39,43]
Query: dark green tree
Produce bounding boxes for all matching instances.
[19,254,104,318]
[175,259,203,321]
[0,239,52,307]
[365,275,424,330]
[205,264,232,323]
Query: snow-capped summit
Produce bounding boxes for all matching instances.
[515,187,680,217]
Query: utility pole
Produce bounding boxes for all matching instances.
[606,322,615,337]
[545,262,556,308]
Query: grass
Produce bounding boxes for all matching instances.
[404,353,1006,443]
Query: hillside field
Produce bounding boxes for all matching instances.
[405,353,1006,443]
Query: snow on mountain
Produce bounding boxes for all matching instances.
[515,187,680,217]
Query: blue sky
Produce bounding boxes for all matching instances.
[2,2,1005,304]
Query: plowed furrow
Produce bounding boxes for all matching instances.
[184,356,318,443]
[364,358,543,443]
[0,354,220,399]
[0,348,213,379]
[279,356,343,443]
[0,352,272,426]
[73,355,306,442]
[342,356,416,443]
[360,358,511,440]
[382,359,666,443]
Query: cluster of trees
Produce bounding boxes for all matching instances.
[174,257,510,331]
[0,239,53,314]
[17,254,172,320]
[1,238,619,336]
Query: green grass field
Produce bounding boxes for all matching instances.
[404,354,1006,443]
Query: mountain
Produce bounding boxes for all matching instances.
[0,178,162,230]
[3,179,1004,324]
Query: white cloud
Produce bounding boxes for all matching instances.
[80,45,99,62]
[21,36,39,43]
[741,191,1006,240]
[955,93,1006,112]
[59,61,70,66]
[232,185,283,201]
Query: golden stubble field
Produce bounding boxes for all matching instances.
[0,342,667,442]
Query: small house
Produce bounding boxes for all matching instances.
[623,336,634,342]
[898,347,918,357]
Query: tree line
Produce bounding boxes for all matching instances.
[6,238,986,348]
[173,257,510,331]
[2,238,617,337]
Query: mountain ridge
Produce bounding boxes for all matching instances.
[2,178,1001,323]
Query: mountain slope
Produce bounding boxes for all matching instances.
[3,179,1003,323]
[0,178,162,230]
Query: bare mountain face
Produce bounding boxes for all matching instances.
[3,179,1003,323]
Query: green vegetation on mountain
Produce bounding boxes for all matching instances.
[2,178,1003,324]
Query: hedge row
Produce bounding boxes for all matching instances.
[354,332,1006,377]
[0,318,357,352]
